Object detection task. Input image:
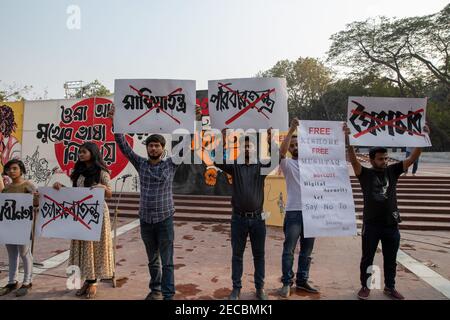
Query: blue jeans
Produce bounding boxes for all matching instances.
[231,212,266,290]
[360,223,400,289]
[140,216,175,299]
[6,244,33,285]
[281,210,315,286]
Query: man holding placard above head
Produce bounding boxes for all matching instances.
[214,129,273,301]
[207,77,288,300]
[344,123,429,300]
[109,106,174,300]
[278,117,319,299]
[111,79,196,300]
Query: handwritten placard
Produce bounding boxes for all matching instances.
[298,121,357,238]
[36,187,104,241]
[0,194,34,245]
[347,97,431,147]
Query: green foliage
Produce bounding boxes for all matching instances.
[75,79,112,98]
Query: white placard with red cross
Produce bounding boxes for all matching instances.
[208,78,288,130]
[36,187,104,241]
[347,97,432,147]
[0,194,34,245]
[114,79,196,134]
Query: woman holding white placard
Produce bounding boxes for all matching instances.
[53,142,114,299]
[0,159,38,298]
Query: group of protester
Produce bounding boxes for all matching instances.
[0,105,425,300]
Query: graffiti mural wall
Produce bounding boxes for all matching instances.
[15,91,281,195]
[0,101,24,172]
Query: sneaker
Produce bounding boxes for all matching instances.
[145,291,163,300]
[228,288,240,300]
[384,287,405,300]
[296,281,319,294]
[256,289,269,300]
[15,283,32,297]
[357,286,370,300]
[279,285,291,298]
[0,282,19,296]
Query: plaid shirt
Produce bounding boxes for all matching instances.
[115,134,178,224]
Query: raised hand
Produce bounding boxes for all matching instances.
[52,182,64,190]
[108,104,115,120]
[290,117,299,130]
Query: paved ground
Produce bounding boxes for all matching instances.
[1,161,449,300]
[0,219,448,300]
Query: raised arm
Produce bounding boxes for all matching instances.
[403,124,429,171]
[280,117,299,160]
[344,122,362,176]
[108,104,145,169]
[403,147,421,171]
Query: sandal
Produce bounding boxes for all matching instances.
[16,283,32,297]
[76,281,90,296]
[0,282,19,296]
[86,283,97,299]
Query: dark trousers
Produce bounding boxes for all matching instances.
[140,217,175,299]
[360,223,400,289]
[281,210,315,286]
[231,212,266,290]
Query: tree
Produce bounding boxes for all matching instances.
[258,57,332,118]
[71,79,112,98]
[0,81,33,101]
[327,4,450,97]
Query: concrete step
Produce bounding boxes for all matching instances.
[114,210,450,231]
[355,213,450,222]
[351,183,450,189]
[106,199,233,208]
[356,219,450,231]
[174,212,230,223]
[354,199,450,208]
[353,188,450,195]
[113,206,232,216]
[350,176,450,180]
[352,193,450,201]
[355,205,449,214]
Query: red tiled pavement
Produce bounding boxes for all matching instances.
[0,219,448,300]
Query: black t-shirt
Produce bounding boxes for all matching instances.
[357,161,405,226]
[216,162,269,213]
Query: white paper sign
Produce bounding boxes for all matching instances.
[114,79,196,134]
[0,194,34,245]
[37,187,104,241]
[208,78,288,130]
[347,97,431,147]
[298,120,357,238]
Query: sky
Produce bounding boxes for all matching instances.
[0,0,448,99]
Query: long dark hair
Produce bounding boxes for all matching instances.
[70,142,109,187]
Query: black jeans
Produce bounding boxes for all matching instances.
[231,212,266,290]
[140,216,175,299]
[360,223,400,289]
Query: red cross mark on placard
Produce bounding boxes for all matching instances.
[128,85,182,126]
[219,83,275,126]
[350,103,425,139]
[40,194,94,230]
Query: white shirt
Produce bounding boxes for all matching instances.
[279,158,302,211]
